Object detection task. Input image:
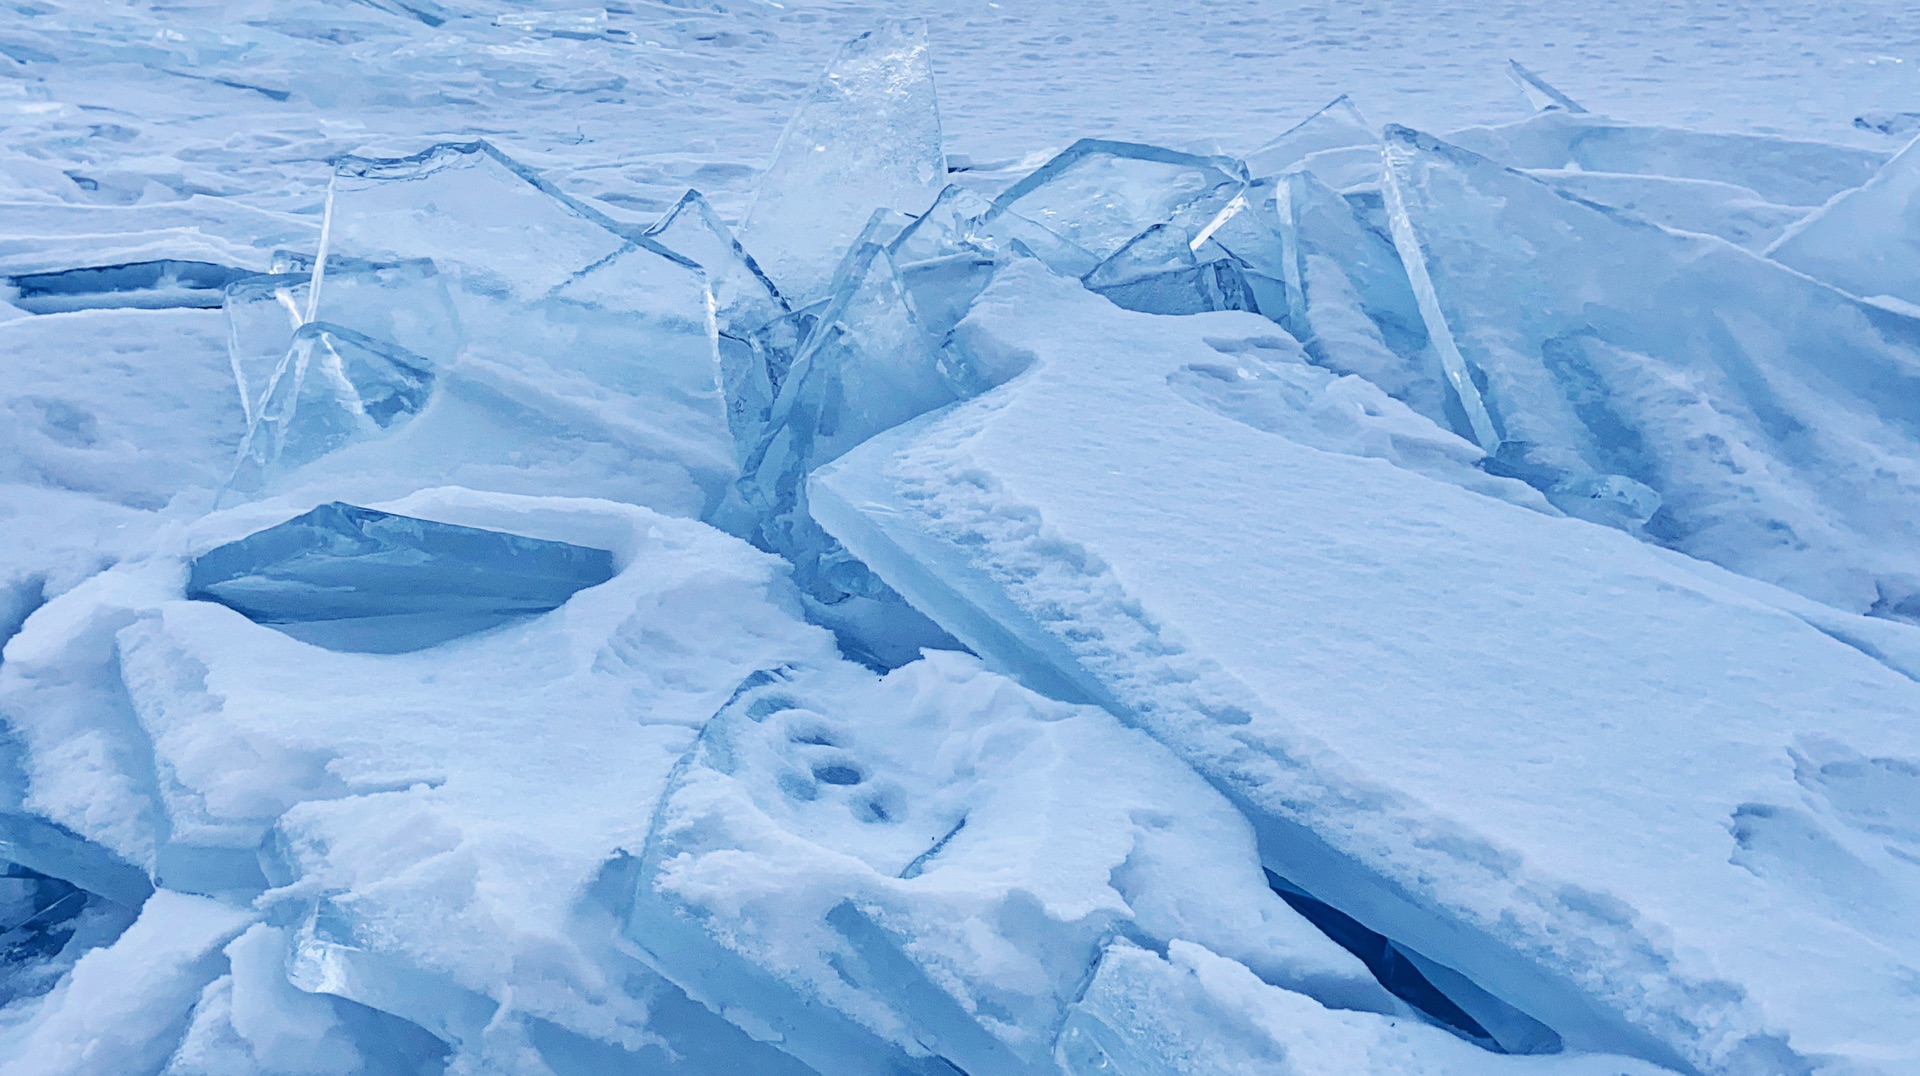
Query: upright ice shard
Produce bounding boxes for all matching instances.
[318,140,643,302]
[628,655,1390,1076]
[809,262,1920,1075]
[225,323,433,496]
[1275,170,1455,428]
[1505,60,1588,115]
[1381,124,1920,606]
[740,20,947,305]
[1768,135,1920,309]
[1446,111,1887,208]
[740,235,957,599]
[223,259,457,424]
[1245,95,1382,190]
[644,190,790,448]
[983,140,1248,262]
[187,501,615,653]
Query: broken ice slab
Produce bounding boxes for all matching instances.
[223,259,458,425]
[1856,111,1920,139]
[645,190,788,341]
[1524,170,1809,251]
[984,139,1248,263]
[628,655,1390,1076]
[810,261,1920,1075]
[1768,135,1920,309]
[739,233,957,602]
[224,322,434,497]
[1275,170,1455,429]
[740,19,947,305]
[1505,60,1587,115]
[1084,223,1257,317]
[1057,942,1680,1075]
[1446,111,1887,208]
[1245,95,1381,190]
[1381,123,1920,609]
[187,502,613,653]
[319,140,657,303]
[6,260,250,314]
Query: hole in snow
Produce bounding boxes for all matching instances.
[812,763,865,787]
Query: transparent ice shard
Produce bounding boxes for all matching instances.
[1446,111,1887,208]
[1506,60,1587,114]
[1278,170,1455,428]
[1245,95,1381,187]
[318,140,643,303]
[225,323,434,496]
[1768,135,1920,309]
[644,190,791,452]
[5,260,248,315]
[187,502,615,654]
[1381,123,1920,601]
[1083,223,1256,317]
[887,183,994,265]
[984,139,1248,262]
[740,19,947,305]
[223,259,457,425]
[1525,170,1808,251]
[739,235,956,601]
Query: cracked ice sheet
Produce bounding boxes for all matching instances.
[810,261,1920,1075]
[0,489,835,1049]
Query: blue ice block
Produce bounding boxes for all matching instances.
[187,503,616,653]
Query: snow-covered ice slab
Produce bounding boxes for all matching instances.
[1060,941,1677,1076]
[740,20,947,306]
[1380,124,1920,611]
[186,502,616,653]
[1769,135,1920,310]
[1,488,846,1069]
[811,261,1920,1075]
[628,652,1393,1075]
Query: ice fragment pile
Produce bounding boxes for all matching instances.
[3,12,1920,1076]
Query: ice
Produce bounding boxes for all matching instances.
[1521,170,1808,250]
[316,140,642,302]
[1245,96,1382,191]
[643,190,791,450]
[628,653,1393,1075]
[1855,111,1920,139]
[811,261,1920,1075]
[5,261,248,315]
[1380,124,1920,610]
[983,139,1248,262]
[1446,110,1887,208]
[737,226,960,652]
[185,502,616,654]
[1768,135,1920,309]
[1505,60,1587,115]
[740,19,947,305]
[1273,170,1455,428]
[224,323,434,497]
[1058,941,1679,1076]
[1084,222,1257,316]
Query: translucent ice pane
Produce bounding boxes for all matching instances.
[985,139,1247,262]
[1768,135,1920,309]
[740,20,947,305]
[187,502,614,653]
[1245,94,1378,179]
[1506,60,1587,114]
[887,183,994,265]
[643,189,787,341]
[226,322,433,496]
[1381,123,1920,602]
[1445,111,1886,208]
[319,140,640,303]
[224,259,458,425]
[1085,224,1257,317]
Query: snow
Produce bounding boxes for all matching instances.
[5,0,1920,1072]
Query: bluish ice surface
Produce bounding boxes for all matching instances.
[4,4,1920,1074]
[187,502,615,653]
